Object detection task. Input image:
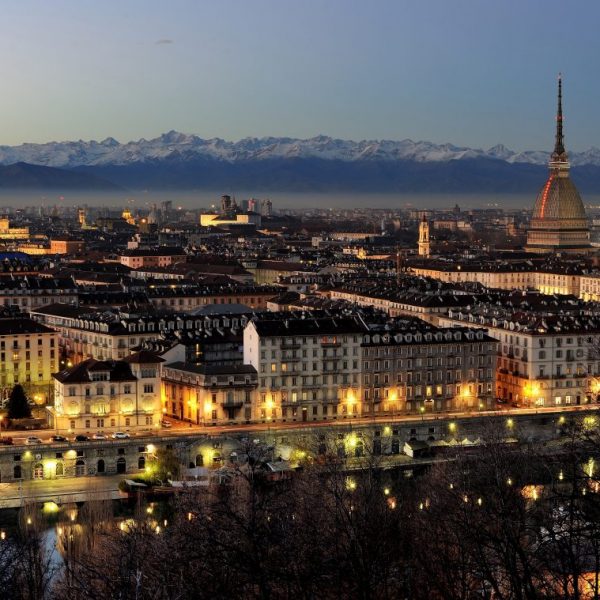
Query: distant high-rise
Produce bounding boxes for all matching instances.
[526,76,591,254]
[221,194,234,213]
[260,199,272,217]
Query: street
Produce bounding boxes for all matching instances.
[2,402,598,448]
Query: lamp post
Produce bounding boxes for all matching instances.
[419,405,425,422]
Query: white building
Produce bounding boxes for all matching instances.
[440,310,600,408]
[243,314,367,422]
[50,351,164,433]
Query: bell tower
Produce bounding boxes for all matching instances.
[418,215,431,257]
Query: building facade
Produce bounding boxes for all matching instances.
[0,317,58,404]
[440,310,600,407]
[50,351,163,433]
[162,363,257,424]
[362,324,497,415]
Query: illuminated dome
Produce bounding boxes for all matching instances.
[531,175,587,222]
[526,76,591,254]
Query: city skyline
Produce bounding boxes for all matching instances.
[0,0,599,151]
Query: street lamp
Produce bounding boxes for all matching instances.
[419,405,425,421]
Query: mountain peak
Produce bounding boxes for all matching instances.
[0,133,599,169]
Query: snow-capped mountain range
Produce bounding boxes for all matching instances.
[1,131,600,168]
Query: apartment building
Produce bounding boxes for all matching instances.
[244,314,368,422]
[0,276,77,312]
[0,317,58,404]
[410,261,583,296]
[161,363,257,424]
[146,284,280,312]
[362,321,497,415]
[119,247,187,269]
[440,309,600,407]
[31,304,251,364]
[327,284,478,319]
[50,351,163,433]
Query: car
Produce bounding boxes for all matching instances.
[25,436,43,445]
[92,433,107,440]
[51,435,68,442]
[75,435,89,442]
[511,401,521,408]
[160,420,172,428]
[111,432,130,439]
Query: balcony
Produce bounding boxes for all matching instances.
[321,341,341,348]
[221,399,244,409]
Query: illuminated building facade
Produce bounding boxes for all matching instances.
[161,363,258,424]
[440,310,600,407]
[50,351,163,433]
[362,323,497,414]
[244,315,365,422]
[0,317,58,405]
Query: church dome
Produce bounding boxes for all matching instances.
[531,174,587,222]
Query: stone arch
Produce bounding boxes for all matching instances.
[33,463,44,480]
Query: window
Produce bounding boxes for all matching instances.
[143,384,154,394]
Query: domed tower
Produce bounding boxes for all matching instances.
[526,76,591,254]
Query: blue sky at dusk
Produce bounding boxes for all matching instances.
[0,0,598,151]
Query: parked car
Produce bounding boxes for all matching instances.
[51,435,68,442]
[25,436,43,445]
[0,437,13,445]
[160,420,172,428]
[75,435,89,442]
[92,433,107,440]
[111,432,130,439]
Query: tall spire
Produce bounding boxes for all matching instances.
[552,73,567,161]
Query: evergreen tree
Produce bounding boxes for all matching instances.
[7,384,31,419]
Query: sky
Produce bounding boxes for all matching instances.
[0,0,599,151]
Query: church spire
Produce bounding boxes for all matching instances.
[552,73,567,161]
